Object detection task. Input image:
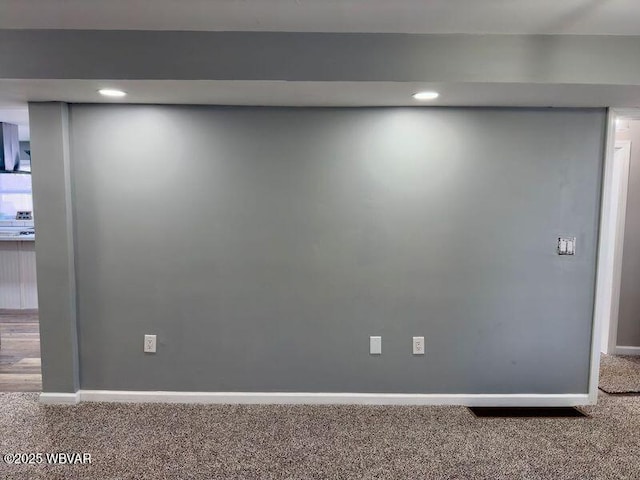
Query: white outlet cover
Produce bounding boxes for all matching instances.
[370,336,382,355]
[413,336,425,355]
[144,334,157,353]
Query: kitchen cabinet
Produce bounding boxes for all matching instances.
[0,240,37,309]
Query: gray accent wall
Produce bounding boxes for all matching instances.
[615,121,640,347]
[3,31,640,85]
[58,105,605,394]
[29,103,79,393]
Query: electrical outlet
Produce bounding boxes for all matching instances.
[413,336,425,355]
[144,334,157,353]
[370,336,382,355]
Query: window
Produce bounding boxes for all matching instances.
[0,172,33,219]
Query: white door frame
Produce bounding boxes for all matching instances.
[600,139,631,354]
[589,108,635,402]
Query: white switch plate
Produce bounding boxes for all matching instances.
[413,336,425,355]
[144,334,157,353]
[557,237,576,255]
[370,336,382,355]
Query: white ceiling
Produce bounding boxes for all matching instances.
[1,0,640,35]
[3,78,640,140]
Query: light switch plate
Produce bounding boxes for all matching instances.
[370,336,382,355]
[557,237,576,255]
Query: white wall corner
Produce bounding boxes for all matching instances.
[39,392,80,405]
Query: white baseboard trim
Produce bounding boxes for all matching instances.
[54,391,592,406]
[39,392,80,405]
[614,346,640,356]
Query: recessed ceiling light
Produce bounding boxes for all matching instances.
[98,88,126,97]
[412,91,440,101]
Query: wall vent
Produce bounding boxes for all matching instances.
[469,407,588,418]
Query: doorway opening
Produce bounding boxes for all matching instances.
[0,106,40,392]
[593,108,640,396]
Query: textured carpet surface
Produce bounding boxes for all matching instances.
[1,392,640,479]
[599,353,640,393]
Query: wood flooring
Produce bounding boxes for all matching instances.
[0,311,41,391]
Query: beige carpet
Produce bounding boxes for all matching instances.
[599,353,640,394]
[1,392,640,479]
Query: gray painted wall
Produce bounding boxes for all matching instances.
[29,103,79,393]
[616,122,640,347]
[3,31,640,85]
[63,105,605,393]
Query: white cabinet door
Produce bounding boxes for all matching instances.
[0,242,22,309]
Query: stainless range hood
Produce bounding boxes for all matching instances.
[0,122,21,172]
